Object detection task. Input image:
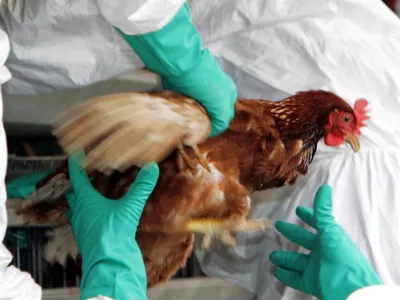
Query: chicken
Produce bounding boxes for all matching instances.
[16,90,369,288]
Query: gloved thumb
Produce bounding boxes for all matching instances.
[210,116,231,137]
[123,162,159,213]
[68,150,99,198]
[274,268,305,293]
[314,184,336,232]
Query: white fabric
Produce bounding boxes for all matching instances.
[0,0,143,95]
[0,28,42,299]
[347,285,400,300]
[0,0,185,95]
[98,0,186,35]
[1,0,400,300]
[191,1,400,300]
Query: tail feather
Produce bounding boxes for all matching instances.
[43,224,78,266]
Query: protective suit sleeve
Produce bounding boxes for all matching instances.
[347,285,400,299]
[0,28,42,300]
[97,0,187,35]
[117,2,237,136]
[0,265,42,300]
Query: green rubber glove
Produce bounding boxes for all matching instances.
[118,3,237,137]
[269,185,382,300]
[6,171,51,199]
[67,152,159,300]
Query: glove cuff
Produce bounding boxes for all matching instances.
[80,242,146,300]
[161,48,236,99]
[117,2,237,136]
[80,269,147,300]
[324,269,382,300]
[161,49,237,136]
[117,3,202,77]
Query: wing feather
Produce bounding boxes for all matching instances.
[53,91,211,173]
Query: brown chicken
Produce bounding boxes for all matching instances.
[16,89,369,288]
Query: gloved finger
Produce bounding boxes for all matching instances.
[67,150,100,200]
[209,109,234,136]
[209,103,236,136]
[274,268,305,293]
[205,78,236,137]
[313,185,336,232]
[122,162,159,217]
[296,206,316,229]
[275,220,316,250]
[210,119,228,137]
[269,251,309,272]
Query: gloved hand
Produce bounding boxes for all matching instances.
[6,171,51,199]
[66,152,159,300]
[269,185,382,300]
[118,3,237,136]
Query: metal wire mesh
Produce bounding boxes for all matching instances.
[5,136,205,288]
[5,225,204,289]
[4,227,76,288]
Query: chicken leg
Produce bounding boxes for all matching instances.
[185,217,273,250]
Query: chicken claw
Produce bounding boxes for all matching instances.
[186,218,273,250]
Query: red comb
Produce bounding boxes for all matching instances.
[354,98,370,134]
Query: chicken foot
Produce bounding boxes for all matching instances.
[185,217,273,250]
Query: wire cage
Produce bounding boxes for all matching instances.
[5,227,204,289]
[5,227,80,289]
[5,136,205,290]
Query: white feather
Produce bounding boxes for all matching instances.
[43,224,78,266]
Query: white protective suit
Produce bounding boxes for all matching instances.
[1,0,400,299]
[0,27,42,300]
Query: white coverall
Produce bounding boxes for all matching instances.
[0,1,399,300]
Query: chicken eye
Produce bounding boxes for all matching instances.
[342,115,352,123]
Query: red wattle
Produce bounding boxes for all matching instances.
[324,133,344,146]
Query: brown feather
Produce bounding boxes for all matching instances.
[53,91,210,173]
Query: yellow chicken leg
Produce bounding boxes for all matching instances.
[185,217,273,250]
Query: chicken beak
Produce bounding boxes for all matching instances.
[344,133,360,152]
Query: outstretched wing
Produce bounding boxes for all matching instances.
[53,91,211,174]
